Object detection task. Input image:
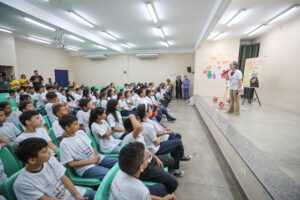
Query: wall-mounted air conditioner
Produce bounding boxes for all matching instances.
[136,53,159,59]
[84,54,107,60]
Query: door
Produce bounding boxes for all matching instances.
[54,69,69,87]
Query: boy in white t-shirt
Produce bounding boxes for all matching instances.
[0,102,19,125]
[52,104,70,142]
[16,111,58,154]
[110,142,176,200]
[45,92,66,124]
[59,114,118,180]
[0,108,21,143]
[13,138,95,200]
[77,99,92,132]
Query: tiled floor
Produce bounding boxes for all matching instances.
[160,99,246,200]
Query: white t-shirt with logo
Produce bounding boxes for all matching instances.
[228,69,243,90]
[59,130,105,176]
[140,121,160,154]
[77,110,91,132]
[52,120,65,138]
[0,122,21,142]
[101,100,107,109]
[91,121,121,153]
[13,156,86,200]
[107,112,124,139]
[16,128,51,144]
[109,170,151,200]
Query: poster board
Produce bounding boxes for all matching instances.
[243,57,264,88]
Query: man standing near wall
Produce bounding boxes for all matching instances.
[183,75,190,100]
[175,75,182,99]
[226,61,243,116]
[30,70,44,87]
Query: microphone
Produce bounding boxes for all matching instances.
[222,69,230,76]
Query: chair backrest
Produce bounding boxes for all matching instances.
[0,170,21,200]
[15,124,24,132]
[49,128,59,147]
[0,93,8,102]
[95,163,120,200]
[8,143,24,169]
[86,131,101,153]
[43,115,52,129]
[0,147,22,177]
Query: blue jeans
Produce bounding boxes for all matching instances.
[147,183,168,197]
[184,88,189,99]
[82,157,117,180]
[83,189,96,200]
[155,107,173,122]
[110,141,123,153]
[120,110,136,116]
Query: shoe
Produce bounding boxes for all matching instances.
[167,118,176,122]
[181,154,192,161]
[171,169,184,177]
[167,108,170,112]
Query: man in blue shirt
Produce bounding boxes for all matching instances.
[183,75,190,100]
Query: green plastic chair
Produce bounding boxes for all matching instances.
[0,170,21,200]
[15,124,24,132]
[0,147,22,177]
[95,163,120,200]
[86,131,118,158]
[0,93,8,102]
[8,143,24,169]
[49,128,59,147]
[43,115,52,129]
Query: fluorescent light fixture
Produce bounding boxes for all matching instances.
[248,25,266,36]
[66,46,79,51]
[0,27,12,33]
[27,36,51,44]
[94,44,107,50]
[226,9,247,27]
[146,2,158,23]
[66,34,85,42]
[123,43,133,49]
[24,17,55,31]
[157,27,165,38]
[212,32,224,41]
[69,11,94,28]
[268,5,299,24]
[102,31,118,41]
[163,41,169,47]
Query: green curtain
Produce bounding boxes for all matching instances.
[238,43,260,74]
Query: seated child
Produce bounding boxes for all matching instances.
[106,99,126,139]
[66,89,79,114]
[110,142,176,200]
[0,102,19,125]
[89,107,123,154]
[0,108,21,143]
[52,104,69,141]
[16,110,58,154]
[118,91,136,116]
[16,88,25,104]
[77,99,92,132]
[45,92,65,124]
[13,138,95,200]
[59,114,118,180]
[100,92,108,109]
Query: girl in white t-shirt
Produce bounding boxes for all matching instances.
[66,89,78,114]
[106,99,126,139]
[100,92,108,109]
[125,90,136,110]
[89,107,123,154]
[118,91,136,116]
[91,89,100,108]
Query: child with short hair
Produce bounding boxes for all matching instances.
[59,88,67,103]
[59,114,118,180]
[52,104,69,141]
[45,92,65,124]
[0,102,19,125]
[13,138,95,200]
[110,142,176,200]
[100,92,108,109]
[118,91,136,116]
[6,89,16,100]
[34,86,45,110]
[42,85,56,103]
[106,99,126,139]
[89,107,123,154]
[0,108,21,143]
[16,110,58,154]
[77,99,92,132]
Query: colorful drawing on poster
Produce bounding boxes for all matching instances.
[207,71,212,79]
[222,60,229,65]
[217,61,220,64]
[206,65,211,70]
[214,65,219,69]
[212,73,216,79]
[243,57,264,88]
[218,66,221,69]
[211,57,216,60]
[221,70,227,79]
[217,73,221,79]
[203,70,208,74]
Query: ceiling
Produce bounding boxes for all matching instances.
[208,0,300,41]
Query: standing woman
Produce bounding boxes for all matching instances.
[175,75,182,99]
[226,61,243,116]
[183,75,190,100]
[166,79,173,99]
[19,74,29,90]
[9,75,20,91]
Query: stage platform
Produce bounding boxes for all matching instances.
[194,95,300,200]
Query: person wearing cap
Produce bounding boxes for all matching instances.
[226,61,243,115]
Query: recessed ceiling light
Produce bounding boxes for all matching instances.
[268,5,299,24]
[66,34,85,42]
[212,32,225,41]
[101,31,118,41]
[123,43,133,49]
[163,41,169,47]
[146,2,158,23]
[27,36,51,44]
[69,11,94,28]
[157,27,165,38]
[94,44,107,50]
[248,25,266,36]
[0,27,12,34]
[24,17,55,31]
[66,46,79,51]
[226,9,247,27]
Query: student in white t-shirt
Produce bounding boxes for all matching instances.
[106,99,126,139]
[118,91,136,116]
[66,89,79,114]
[45,92,65,124]
[59,114,118,180]
[77,99,92,132]
[74,88,82,103]
[91,89,100,108]
[59,88,67,103]
[52,104,70,142]
[42,85,56,104]
[124,90,136,111]
[16,110,58,154]
[89,107,123,154]
[0,102,19,125]
[13,138,95,200]
[100,92,108,109]
[110,142,176,200]
[136,88,149,107]
[0,108,21,143]
[34,86,45,110]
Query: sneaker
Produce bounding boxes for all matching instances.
[181,154,192,161]
[167,108,171,112]
[167,118,176,122]
[171,169,184,177]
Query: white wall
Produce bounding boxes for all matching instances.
[0,33,18,74]
[193,39,240,97]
